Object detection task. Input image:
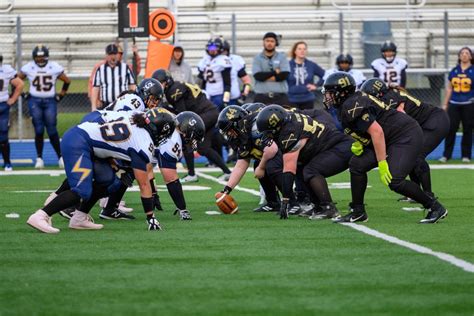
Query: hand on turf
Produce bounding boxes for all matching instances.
[279,199,290,220]
[351,141,364,156]
[378,160,392,186]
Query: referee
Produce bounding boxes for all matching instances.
[91,44,136,110]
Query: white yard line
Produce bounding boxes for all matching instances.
[198,170,474,274]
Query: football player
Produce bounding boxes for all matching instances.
[18,45,71,168]
[360,78,450,200]
[322,72,447,224]
[152,69,232,182]
[323,54,366,88]
[27,108,176,233]
[371,41,408,88]
[0,54,24,171]
[256,104,354,220]
[197,37,233,110]
[222,39,252,103]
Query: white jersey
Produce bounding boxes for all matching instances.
[21,61,64,98]
[156,130,183,166]
[197,54,232,97]
[109,92,145,112]
[371,57,408,87]
[229,54,246,99]
[78,111,154,165]
[0,64,17,103]
[323,68,366,88]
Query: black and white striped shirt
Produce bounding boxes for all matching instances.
[93,62,136,106]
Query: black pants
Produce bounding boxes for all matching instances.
[349,124,434,209]
[443,103,474,159]
[254,93,290,106]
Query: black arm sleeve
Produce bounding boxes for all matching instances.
[237,67,247,78]
[274,71,289,82]
[400,68,407,88]
[222,68,231,93]
[253,71,276,82]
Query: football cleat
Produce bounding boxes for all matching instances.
[217,173,231,181]
[35,158,44,169]
[333,204,368,223]
[59,207,76,220]
[309,203,340,220]
[180,174,198,183]
[397,196,416,203]
[253,201,279,212]
[4,164,13,172]
[419,200,448,224]
[99,209,135,220]
[69,211,103,230]
[174,209,192,220]
[58,157,64,169]
[118,200,134,213]
[288,202,303,215]
[27,210,60,234]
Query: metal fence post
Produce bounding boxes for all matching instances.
[444,11,449,87]
[339,12,344,53]
[231,13,236,55]
[16,16,23,141]
[122,38,128,63]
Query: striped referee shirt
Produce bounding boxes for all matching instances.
[93,61,136,105]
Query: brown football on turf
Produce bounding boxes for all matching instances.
[215,192,239,214]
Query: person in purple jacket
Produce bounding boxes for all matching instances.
[287,41,325,110]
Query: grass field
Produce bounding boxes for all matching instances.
[1,167,473,315]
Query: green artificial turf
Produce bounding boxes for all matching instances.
[0,168,473,315]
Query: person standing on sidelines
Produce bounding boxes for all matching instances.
[18,45,71,169]
[90,44,136,110]
[168,45,194,84]
[440,46,474,163]
[0,54,24,171]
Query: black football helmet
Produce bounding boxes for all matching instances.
[255,104,289,147]
[336,54,353,71]
[222,39,231,53]
[242,103,265,115]
[137,78,164,109]
[144,108,177,146]
[381,41,397,63]
[322,72,356,110]
[32,45,49,67]
[217,106,250,147]
[176,111,205,151]
[360,78,389,99]
[206,37,224,56]
[152,68,174,88]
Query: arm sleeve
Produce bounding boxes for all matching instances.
[253,71,275,81]
[372,67,380,79]
[222,67,231,93]
[400,68,407,88]
[274,71,289,81]
[237,66,247,78]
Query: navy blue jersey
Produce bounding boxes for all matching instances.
[448,65,474,104]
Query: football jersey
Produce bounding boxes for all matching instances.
[165,81,216,115]
[448,65,474,104]
[108,92,145,112]
[197,54,232,97]
[339,91,418,146]
[323,68,366,88]
[371,57,408,87]
[235,113,266,161]
[78,111,154,169]
[381,88,437,126]
[156,130,183,169]
[21,61,64,98]
[229,54,246,99]
[0,64,17,103]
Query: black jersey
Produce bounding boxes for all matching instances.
[231,112,267,161]
[165,81,215,115]
[340,91,419,146]
[382,88,438,126]
[276,111,348,164]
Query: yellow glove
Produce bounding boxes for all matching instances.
[351,141,364,156]
[378,160,392,186]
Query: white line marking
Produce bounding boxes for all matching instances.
[198,170,474,274]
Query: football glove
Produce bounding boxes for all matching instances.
[146,216,162,231]
[378,160,393,186]
[223,91,231,107]
[351,141,364,156]
[279,199,290,220]
[153,192,163,211]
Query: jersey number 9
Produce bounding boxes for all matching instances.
[100,122,131,142]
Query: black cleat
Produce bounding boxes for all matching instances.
[288,202,303,215]
[309,202,340,220]
[333,203,368,223]
[397,196,416,203]
[253,202,279,212]
[420,200,448,224]
[99,209,136,220]
[59,207,76,220]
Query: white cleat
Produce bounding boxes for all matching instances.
[99,197,108,208]
[44,192,58,206]
[35,158,45,169]
[118,200,133,213]
[27,210,60,234]
[69,211,103,230]
[58,157,64,168]
[4,164,13,172]
[180,174,198,183]
[217,173,231,181]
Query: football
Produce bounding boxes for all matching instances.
[215,192,239,214]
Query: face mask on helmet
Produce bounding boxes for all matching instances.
[145,95,161,109]
[322,87,337,110]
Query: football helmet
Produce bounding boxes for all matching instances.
[206,37,224,56]
[336,54,353,71]
[144,108,177,146]
[137,78,164,109]
[32,45,49,67]
[242,103,265,115]
[217,106,250,146]
[322,72,356,110]
[255,104,289,147]
[222,39,231,53]
[360,78,388,99]
[381,41,397,63]
[176,111,205,150]
[152,68,174,88]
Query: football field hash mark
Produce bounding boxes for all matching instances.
[198,170,474,274]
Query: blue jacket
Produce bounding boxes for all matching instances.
[287,59,325,103]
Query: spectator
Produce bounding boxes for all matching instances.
[90,44,136,110]
[440,46,474,163]
[371,41,408,88]
[252,32,290,105]
[0,54,24,171]
[222,39,252,103]
[197,37,232,111]
[287,41,325,110]
[168,44,194,84]
[323,54,366,88]
[18,45,71,169]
